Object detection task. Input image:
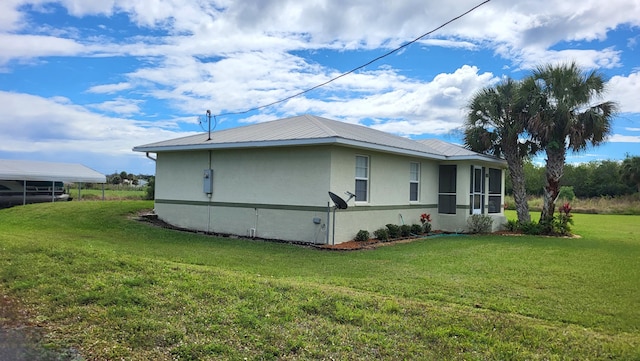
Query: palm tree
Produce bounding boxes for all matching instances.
[525,62,618,226]
[621,155,640,193]
[464,78,539,224]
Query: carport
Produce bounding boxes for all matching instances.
[0,159,107,206]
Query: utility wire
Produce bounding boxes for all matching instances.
[214,0,491,118]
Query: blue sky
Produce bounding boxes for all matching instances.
[0,0,638,175]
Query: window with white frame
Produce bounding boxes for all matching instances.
[355,155,369,202]
[409,162,420,202]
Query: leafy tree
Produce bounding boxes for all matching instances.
[109,174,122,185]
[621,155,640,193]
[591,160,632,196]
[523,160,545,196]
[561,163,593,198]
[524,62,617,226]
[464,78,539,223]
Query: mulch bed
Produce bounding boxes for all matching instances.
[318,235,436,250]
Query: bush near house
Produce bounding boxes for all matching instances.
[385,224,401,239]
[355,230,370,242]
[467,214,493,234]
[373,228,389,241]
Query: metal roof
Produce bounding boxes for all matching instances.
[133,114,505,165]
[0,159,106,183]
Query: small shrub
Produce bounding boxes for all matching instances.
[400,224,411,237]
[355,230,370,242]
[144,177,155,200]
[552,202,574,236]
[373,228,389,242]
[385,224,401,239]
[558,186,576,201]
[420,213,432,233]
[467,214,493,234]
[504,219,519,232]
[410,224,422,235]
[520,221,544,235]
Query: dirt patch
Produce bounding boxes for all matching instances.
[0,295,82,360]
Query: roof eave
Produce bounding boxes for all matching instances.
[447,154,507,166]
[133,137,448,160]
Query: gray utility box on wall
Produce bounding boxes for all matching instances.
[203,169,213,194]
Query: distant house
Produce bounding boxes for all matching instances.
[133,114,506,244]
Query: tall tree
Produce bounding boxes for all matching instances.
[621,155,640,193]
[525,62,617,226]
[464,78,538,223]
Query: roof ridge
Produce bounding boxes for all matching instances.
[303,114,339,137]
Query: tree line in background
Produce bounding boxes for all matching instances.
[105,171,154,186]
[464,61,619,235]
[505,156,640,199]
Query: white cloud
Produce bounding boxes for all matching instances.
[0,33,85,66]
[280,65,497,136]
[608,134,640,143]
[0,90,194,156]
[1,0,639,172]
[87,82,132,94]
[608,71,640,113]
[505,47,623,71]
[88,97,143,115]
[0,0,24,32]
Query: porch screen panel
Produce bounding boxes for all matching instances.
[488,168,502,213]
[438,165,456,214]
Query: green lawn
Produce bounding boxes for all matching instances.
[67,186,147,200]
[1,201,639,360]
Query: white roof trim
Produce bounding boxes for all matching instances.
[133,136,449,160]
[0,159,107,183]
[132,114,506,166]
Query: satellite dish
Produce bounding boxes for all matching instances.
[328,191,348,209]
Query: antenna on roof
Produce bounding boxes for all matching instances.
[198,110,217,141]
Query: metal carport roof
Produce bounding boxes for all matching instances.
[0,159,106,183]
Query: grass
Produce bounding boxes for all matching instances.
[1,201,639,360]
[505,193,640,215]
[66,185,147,201]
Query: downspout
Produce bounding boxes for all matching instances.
[207,150,212,234]
[326,202,330,245]
[253,208,258,238]
[145,152,156,162]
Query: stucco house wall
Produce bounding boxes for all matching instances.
[136,115,507,244]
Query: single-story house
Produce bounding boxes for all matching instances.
[133,114,506,244]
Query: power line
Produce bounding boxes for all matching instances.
[214,0,491,118]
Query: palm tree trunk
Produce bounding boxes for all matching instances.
[506,156,530,223]
[541,147,565,225]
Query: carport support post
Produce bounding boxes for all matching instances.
[51,180,55,202]
[78,183,81,200]
[22,180,26,205]
[102,183,105,201]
